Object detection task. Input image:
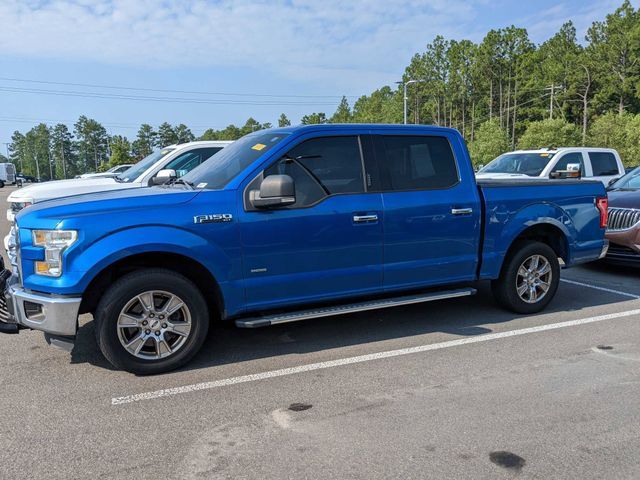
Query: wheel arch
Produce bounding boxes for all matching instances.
[504,222,570,268]
[79,251,224,321]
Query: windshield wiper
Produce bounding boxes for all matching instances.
[166,178,194,189]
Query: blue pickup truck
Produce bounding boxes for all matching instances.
[0,125,609,374]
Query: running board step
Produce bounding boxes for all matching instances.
[235,287,476,328]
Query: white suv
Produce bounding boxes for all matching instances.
[7,140,232,222]
[477,148,625,185]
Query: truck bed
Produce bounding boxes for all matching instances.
[477,178,607,280]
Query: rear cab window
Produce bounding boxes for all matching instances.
[589,152,619,176]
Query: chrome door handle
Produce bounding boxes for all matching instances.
[353,214,378,223]
[451,208,473,215]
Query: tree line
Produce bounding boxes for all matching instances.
[5,1,640,179]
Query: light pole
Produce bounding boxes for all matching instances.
[396,79,425,124]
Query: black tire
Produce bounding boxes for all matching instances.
[491,241,560,314]
[0,181,5,188]
[95,269,209,374]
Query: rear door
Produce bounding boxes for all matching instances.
[372,133,482,292]
[239,134,384,311]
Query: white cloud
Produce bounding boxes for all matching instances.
[0,0,481,87]
[520,0,634,43]
[0,0,630,92]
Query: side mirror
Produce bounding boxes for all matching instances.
[550,163,582,179]
[566,163,581,176]
[151,169,176,185]
[250,174,296,208]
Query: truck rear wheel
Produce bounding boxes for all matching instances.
[492,241,560,314]
[95,269,209,374]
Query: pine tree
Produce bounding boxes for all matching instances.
[330,97,353,123]
[278,113,291,127]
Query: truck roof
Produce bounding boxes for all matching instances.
[268,123,460,135]
[508,147,620,154]
[163,140,234,148]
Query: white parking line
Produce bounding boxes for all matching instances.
[560,278,640,299]
[112,307,640,405]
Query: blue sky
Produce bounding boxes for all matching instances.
[0,0,634,151]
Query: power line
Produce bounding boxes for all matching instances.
[0,76,360,100]
[0,116,140,129]
[0,85,343,106]
[0,115,229,130]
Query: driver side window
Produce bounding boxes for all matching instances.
[552,152,585,176]
[263,136,364,208]
[264,159,326,208]
[164,148,222,178]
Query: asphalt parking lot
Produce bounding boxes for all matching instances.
[1,185,639,479]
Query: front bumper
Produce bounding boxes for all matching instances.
[605,225,640,264]
[605,243,640,264]
[0,267,81,336]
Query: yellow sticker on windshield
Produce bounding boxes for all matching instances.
[540,153,549,157]
[251,143,267,151]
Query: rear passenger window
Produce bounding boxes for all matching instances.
[589,152,619,176]
[375,135,458,190]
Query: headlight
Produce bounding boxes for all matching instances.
[32,230,78,277]
[11,199,33,212]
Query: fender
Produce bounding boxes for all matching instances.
[480,202,575,279]
[22,225,243,306]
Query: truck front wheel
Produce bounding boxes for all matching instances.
[492,241,560,314]
[95,269,209,374]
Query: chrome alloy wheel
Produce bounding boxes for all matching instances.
[516,254,552,304]
[116,290,192,360]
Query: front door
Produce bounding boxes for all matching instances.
[239,135,384,312]
[373,133,482,292]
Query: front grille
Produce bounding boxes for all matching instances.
[0,294,10,323]
[0,268,11,323]
[607,207,640,231]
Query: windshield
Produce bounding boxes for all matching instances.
[117,148,175,182]
[182,132,290,189]
[610,166,640,190]
[479,152,556,176]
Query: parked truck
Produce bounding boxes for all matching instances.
[477,147,625,185]
[0,125,609,374]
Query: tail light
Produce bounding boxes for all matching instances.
[596,197,608,228]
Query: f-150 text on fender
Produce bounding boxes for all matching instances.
[0,125,609,374]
